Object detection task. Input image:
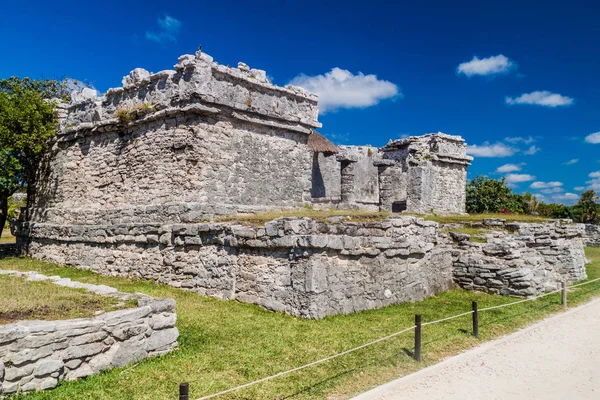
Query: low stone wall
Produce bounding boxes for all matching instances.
[17,216,452,319]
[448,220,587,296]
[0,271,178,395]
[583,224,600,247]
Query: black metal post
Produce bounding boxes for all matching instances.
[561,281,567,310]
[414,314,422,362]
[179,382,189,400]
[472,301,479,338]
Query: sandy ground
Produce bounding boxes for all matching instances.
[352,298,600,400]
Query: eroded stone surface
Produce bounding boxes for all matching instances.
[0,273,178,395]
[447,221,587,296]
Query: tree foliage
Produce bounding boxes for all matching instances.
[0,77,65,237]
[466,176,524,214]
[466,175,600,223]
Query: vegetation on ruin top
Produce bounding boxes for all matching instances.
[0,273,134,325]
[214,208,550,227]
[214,209,393,225]
[1,250,598,400]
[424,213,550,224]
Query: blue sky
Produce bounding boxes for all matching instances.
[2,0,599,204]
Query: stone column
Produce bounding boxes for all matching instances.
[336,154,358,204]
[374,159,396,212]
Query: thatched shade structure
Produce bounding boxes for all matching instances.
[307,131,339,154]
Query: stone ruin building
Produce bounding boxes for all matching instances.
[14,49,587,318]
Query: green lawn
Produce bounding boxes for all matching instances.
[0,274,130,325]
[2,249,599,400]
[0,231,16,244]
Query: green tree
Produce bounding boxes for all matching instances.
[466,175,522,214]
[572,190,600,223]
[0,77,68,237]
[537,203,574,219]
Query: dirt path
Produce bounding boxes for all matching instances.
[352,298,600,400]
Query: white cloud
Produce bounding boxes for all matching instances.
[505,91,574,107]
[574,186,585,191]
[467,142,517,158]
[541,187,565,194]
[505,173,535,184]
[504,136,535,144]
[289,68,399,113]
[563,158,579,165]
[551,193,579,205]
[146,15,182,44]
[457,54,515,77]
[523,145,540,155]
[584,132,600,144]
[530,181,563,189]
[586,171,600,190]
[496,163,523,173]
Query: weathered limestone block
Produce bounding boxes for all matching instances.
[0,272,178,395]
[447,221,587,296]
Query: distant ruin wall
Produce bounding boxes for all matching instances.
[382,133,471,214]
[18,217,453,319]
[449,221,587,296]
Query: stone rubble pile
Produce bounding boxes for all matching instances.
[0,271,178,395]
[448,220,587,296]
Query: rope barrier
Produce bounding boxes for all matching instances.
[196,325,416,400]
[421,310,474,326]
[194,276,600,400]
[567,276,600,288]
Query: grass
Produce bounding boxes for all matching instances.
[442,226,492,243]
[214,209,392,226]
[0,274,131,325]
[1,249,599,400]
[0,231,16,244]
[214,209,551,227]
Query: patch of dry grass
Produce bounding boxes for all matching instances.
[0,274,132,325]
[423,213,549,224]
[214,209,392,226]
[215,209,550,227]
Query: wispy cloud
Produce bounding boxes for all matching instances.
[145,15,182,44]
[584,132,600,144]
[530,181,563,189]
[540,187,564,194]
[574,186,585,191]
[563,158,579,165]
[496,163,524,173]
[586,171,600,190]
[322,132,351,145]
[523,145,540,155]
[551,192,579,205]
[467,142,517,158]
[505,91,574,107]
[456,54,516,77]
[504,136,535,144]
[290,68,400,113]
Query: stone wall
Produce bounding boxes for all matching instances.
[17,216,452,319]
[583,224,600,247]
[381,133,471,214]
[0,271,178,395]
[31,50,321,226]
[448,220,587,296]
